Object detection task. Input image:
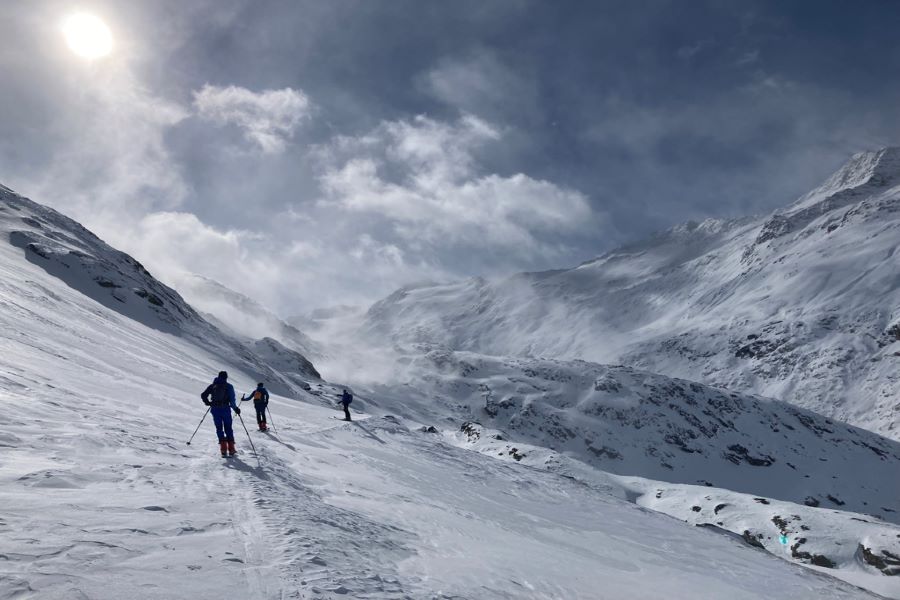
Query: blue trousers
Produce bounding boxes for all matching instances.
[211,406,234,442]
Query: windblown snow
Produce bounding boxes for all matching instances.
[4,144,900,600]
[354,148,900,441]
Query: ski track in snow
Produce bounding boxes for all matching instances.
[1,381,887,600]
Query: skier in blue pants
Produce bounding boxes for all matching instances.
[201,371,241,457]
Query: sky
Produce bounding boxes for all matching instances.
[2,0,900,316]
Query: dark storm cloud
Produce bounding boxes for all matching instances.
[2,0,900,314]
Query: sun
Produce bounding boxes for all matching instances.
[62,13,113,59]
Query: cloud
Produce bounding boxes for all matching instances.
[7,63,190,226]
[677,39,715,61]
[736,49,760,66]
[421,52,537,121]
[193,84,311,153]
[317,114,595,255]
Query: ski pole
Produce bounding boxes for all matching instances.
[236,410,258,459]
[186,407,210,445]
[266,405,277,434]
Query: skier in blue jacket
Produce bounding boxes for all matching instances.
[201,371,241,457]
[243,383,270,431]
[339,389,353,421]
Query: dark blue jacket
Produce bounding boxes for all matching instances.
[340,390,353,405]
[201,375,238,410]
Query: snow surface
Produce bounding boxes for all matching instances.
[1,185,894,597]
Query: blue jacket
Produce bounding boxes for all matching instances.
[245,386,269,405]
[340,390,353,405]
[202,376,238,410]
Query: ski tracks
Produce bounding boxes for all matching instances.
[216,424,417,600]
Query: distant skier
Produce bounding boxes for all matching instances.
[243,382,270,431]
[201,371,241,457]
[338,389,353,421]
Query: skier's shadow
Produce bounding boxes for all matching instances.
[223,457,269,479]
[352,422,386,445]
[263,431,298,452]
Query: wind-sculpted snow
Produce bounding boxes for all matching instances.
[0,187,881,598]
[355,147,900,439]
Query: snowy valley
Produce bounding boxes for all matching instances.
[4,146,900,599]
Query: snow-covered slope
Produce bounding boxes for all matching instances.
[0,185,316,398]
[174,273,322,360]
[2,185,886,598]
[356,148,900,439]
[375,350,900,521]
[364,349,900,594]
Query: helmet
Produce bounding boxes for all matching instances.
[218,371,228,380]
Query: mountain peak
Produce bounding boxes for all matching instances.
[807,146,900,202]
[785,146,900,215]
[753,146,900,245]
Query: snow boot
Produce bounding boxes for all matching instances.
[219,440,228,457]
[227,440,237,456]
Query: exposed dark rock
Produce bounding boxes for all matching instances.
[771,515,788,531]
[858,545,900,575]
[742,530,765,549]
[460,422,481,442]
[585,443,622,460]
[724,444,775,466]
[94,276,120,288]
[133,288,164,306]
[790,538,836,568]
[26,242,52,259]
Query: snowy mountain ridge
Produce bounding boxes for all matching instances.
[354,147,900,439]
[174,273,322,360]
[0,185,317,398]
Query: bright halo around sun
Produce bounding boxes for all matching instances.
[62,13,113,59]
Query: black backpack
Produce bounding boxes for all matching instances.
[209,382,229,406]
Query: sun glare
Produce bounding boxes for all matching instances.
[62,13,113,59]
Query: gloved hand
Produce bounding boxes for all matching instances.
[234,407,241,415]
[203,400,211,406]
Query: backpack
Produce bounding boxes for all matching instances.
[253,390,264,401]
[210,382,229,407]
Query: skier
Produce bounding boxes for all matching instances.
[243,382,270,431]
[338,389,353,421]
[200,371,241,457]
